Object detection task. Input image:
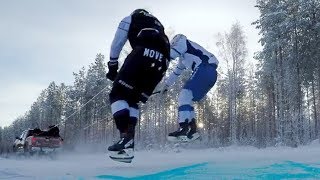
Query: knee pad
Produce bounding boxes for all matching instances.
[111,100,130,133]
[111,100,129,115]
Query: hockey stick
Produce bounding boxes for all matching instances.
[151,90,161,95]
[151,89,167,96]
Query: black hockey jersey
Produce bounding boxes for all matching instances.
[109,11,168,61]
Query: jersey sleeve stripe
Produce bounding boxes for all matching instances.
[118,27,129,32]
[173,71,181,76]
[120,21,130,25]
[177,66,184,71]
[172,48,182,56]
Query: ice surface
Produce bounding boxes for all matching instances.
[1,141,320,179]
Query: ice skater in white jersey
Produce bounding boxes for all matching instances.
[162,34,219,142]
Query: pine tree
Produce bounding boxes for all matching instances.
[216,22,248,145]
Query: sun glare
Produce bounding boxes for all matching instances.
[198,122,204,128]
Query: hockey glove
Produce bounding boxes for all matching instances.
[160,84,169,95]
[106,61,118,81]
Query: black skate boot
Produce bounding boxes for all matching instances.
[108,133,134,163]
[187,119,200,141]
[167,122,190,142]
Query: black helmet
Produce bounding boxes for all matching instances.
[131,9,149,15]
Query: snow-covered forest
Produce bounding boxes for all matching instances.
[0,0,319,153]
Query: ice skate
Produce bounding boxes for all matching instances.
[187,119,200,142]
[108,133,134,163]
[167,122,190,142]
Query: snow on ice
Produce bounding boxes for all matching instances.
[1,141,320,179]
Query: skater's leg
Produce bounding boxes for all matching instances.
[108,86,134,152]
[128,102,139,138]
[108,89,135,162]
[178,89,194,124]
[182,63,217,140]
[108,98,139,163]
[107,49,144,152]
[183,64,217,102]
[167,89,193,142]
[110,100,130,134]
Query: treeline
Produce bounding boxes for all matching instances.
[1,0,319,153]
[253,0,320,147]
[0,54,113,152]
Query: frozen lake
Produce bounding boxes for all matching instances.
[1,141,320,179]
[97,161,320,179]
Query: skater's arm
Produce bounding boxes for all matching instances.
[109,16,131,62]
[164,34,187,87]
[165,59,185,86]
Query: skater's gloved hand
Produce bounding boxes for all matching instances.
[160,84,169,95]
[106,61,118,81]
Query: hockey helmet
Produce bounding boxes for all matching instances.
[131,9,149,16]
[171,34,187,46]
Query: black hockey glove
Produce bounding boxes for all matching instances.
[106,61,118,81]
[160,84,169,95]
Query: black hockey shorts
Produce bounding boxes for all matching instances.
[110,46,168,104]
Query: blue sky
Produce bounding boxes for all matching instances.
[0,0,261,127]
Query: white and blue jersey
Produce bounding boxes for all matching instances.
[171,34,218,70]
[165,34,218,89]
[165,34,218,123]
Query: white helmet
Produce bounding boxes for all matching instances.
[170,34,187,46]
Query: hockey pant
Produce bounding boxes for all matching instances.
[178,63,217,123]
[109,46,168,132]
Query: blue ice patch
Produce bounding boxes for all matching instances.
[95,161,320,179]
[96,163,208,179]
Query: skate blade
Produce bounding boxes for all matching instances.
[167,135,189,143]
[109,156,134,163]
[109,148,134,163]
